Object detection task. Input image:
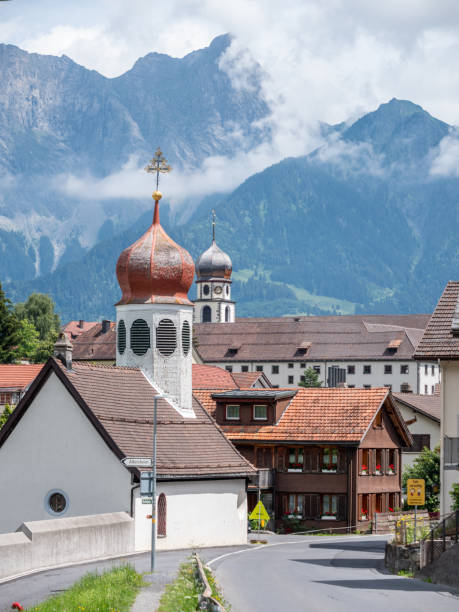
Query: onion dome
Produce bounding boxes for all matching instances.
[116,193,194,305]
[196,240,232,280]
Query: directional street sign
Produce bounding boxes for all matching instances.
[122,457,152,468]
[407,478,425,506]
[249,500,270,522]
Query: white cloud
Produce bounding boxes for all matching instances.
[430,130,459,177]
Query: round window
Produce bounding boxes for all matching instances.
[156,319,177,356]
[118,320,126,354]
[45,490,69,516]
[182,320,191,356]
[130,319,151,356]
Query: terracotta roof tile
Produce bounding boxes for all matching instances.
[232,372,268,388]
[63,321,99,339]
[0,364,44,390]
[72,322,116,361]
[192,364,238,389]
[414,282,459,360]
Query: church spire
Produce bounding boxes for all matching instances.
[212,209,216,242]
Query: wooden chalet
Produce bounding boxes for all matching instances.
[194,386,413,530]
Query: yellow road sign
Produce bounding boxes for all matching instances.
[407,478,425,505]
[249,501,270,522]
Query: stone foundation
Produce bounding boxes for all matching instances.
[385,541,420,573]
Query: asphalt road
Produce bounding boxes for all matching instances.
[208,535,459,612]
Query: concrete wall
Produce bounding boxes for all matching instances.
[440,361,459,513]
[418,362,441,395]
[0,512,134,581]
[134,478,248,551]
[397,403,440,469]
[0,372,132,534]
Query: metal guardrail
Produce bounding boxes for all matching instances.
[193,553,226,612]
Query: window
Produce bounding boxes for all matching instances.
[288,363,294,369]
[347,365,355,375]
[288,375,294,384]
[300,375,306,383]
[117,320,126,354]
[226,286,229,296]
[361,449,370,474]
[226,405,240,420]
[202,306,212,322]
[348,384,355,388]
[424,364,428,375]
[288,494,303,517]
[384,365,392,374]
[431,365,435,376]
[322,447,338,472]
[241,365,249,372]
[45,490,68,516]
[272,365,279,374]
[272,385,279,388]
[431,385,435,394]
[181,321,191,355]
[288,448,304,471]
[388,449,397,474]
[400,365,409,374]
[409,434,431,453]
[313,366,321,373]
[322,494,338,518]
[424,385,428,394]
[300,362,306,369]
[375,449,383,474]
[253,404,267,420]
[256,365,264,372]
[225,306,230,322]
[360,493,370,519]
[203,284,210,296]
[130,319,151,356]
[225,365,233,372]
[157,493,167,537]
[156,319,176,356]
[0,392,12,404]
[363,365,371,374]
[256,447,272,468]
[363,384,371,389]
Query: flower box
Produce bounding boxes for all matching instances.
[287,468,303,473]
[374,470,381,475]
[321,468,338,473]
[387,469,394,475]
[287,514,303,519]
[360,514,368,521]
[321,515,337,520]
[360,470,368,476]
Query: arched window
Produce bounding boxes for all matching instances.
[203,284,210,296]
[156,319,177,356]
[158,493,167,537]
[182,320,191,356]
[202,306,212,323]
[117,320,126,354]
[130,319,150,356]
[226,285,230,296]
[225,306,230,322]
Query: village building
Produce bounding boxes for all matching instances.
[194,385,412,529]
[0,167,255,550]
[414,281,459,513]
[393,390,440,469]
[0,364,43,409]
[63,320,99,340]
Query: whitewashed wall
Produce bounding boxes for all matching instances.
[134,478,248,551]
[397,403,440,469]
[0,372,132,534]
[441,361,459,513]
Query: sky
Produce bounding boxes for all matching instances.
[2,0,459,202]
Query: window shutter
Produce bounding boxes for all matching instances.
[358,448,363,471]
[311,494,321,519]
[277,448,286,472]
[338,448,346,472]
[337,495,346,521]
[311,448,319,472]
[282,494,288,515]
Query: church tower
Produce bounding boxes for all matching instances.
[115,149,195,411]
[194,211,236,324]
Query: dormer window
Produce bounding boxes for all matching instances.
[253,404,267,420]
[226,405,240,420]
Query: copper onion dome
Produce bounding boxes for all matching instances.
[196,240,232,280]
[116,194,194,305]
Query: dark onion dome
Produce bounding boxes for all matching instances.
[195,240,232,280]
[116,193,194,305]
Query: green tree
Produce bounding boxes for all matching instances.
[450,483,459,511]
[402,446,440,512]
[299,367,323,388]
[15,318,40,361]
[0,281,19,363]
[15,293,61,342]
[0,404,13,430]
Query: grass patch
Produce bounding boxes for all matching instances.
[27,565,144,612]
[204,566,230,610]
[157,561,201,612]
[397,569,415,578]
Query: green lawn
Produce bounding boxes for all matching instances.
[27,565,144,612]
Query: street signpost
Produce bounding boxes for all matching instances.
[249,501,270,532]
[122,457,153,468]
[407,478,425,542]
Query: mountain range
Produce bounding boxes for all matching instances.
[1,36,458,320]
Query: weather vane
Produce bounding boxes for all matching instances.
[145,148,172,198]
[211,209,216,241]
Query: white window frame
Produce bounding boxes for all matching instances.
[253,404,268,420]
[226,404,240,420]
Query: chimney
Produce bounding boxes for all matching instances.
[101,319,111,334]
[54,332,73,370]
[78,320,84,329]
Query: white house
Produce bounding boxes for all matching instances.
[0,180,255,550]
[414,281,459,514]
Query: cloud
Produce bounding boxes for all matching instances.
[430,130,459,177]
[312,137,385,177]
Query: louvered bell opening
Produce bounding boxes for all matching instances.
[118,320,126,354]
[156,319,177,356]
[182,320,191,356]
[130,319,151,356]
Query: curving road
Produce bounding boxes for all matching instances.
[207,535,459,612]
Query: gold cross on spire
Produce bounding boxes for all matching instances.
[145,148,172,201]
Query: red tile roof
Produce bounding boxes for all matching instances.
[192,364,238,389]
[0,364,44,390]
[63,321,99,339]
[72,322,116,361]
[414,282,459,360]
[194,386,411,446]
[231,371,271,388]
[194,314,432,362]
[0,359,255,479]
